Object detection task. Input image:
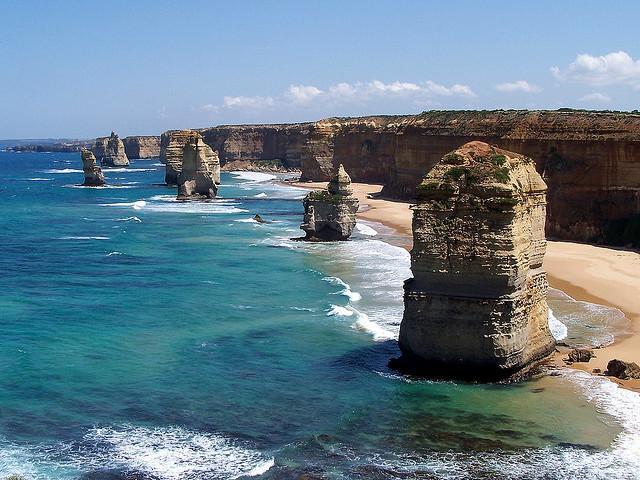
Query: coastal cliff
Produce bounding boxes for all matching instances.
[160,130,197,185]
[92,132,129,167]
[123,135,160,159]
[169,110,639,246]
[397,142,556,379]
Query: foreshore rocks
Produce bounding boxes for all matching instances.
[177,136,220,200]
[80,149,105,186]
[123,135,160,159]
[300,165,359,241]
[606,359,640,379]
[92,131,129,167]
[396,141,556,380]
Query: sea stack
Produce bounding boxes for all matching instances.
[92,131,129,167]
[177,135,220,200]
[397,141,555,380]
[80,148,105,186]
[161,130,221,186]
[300,164,359,241]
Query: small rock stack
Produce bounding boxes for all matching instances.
[398,141,555,380]
[177,135,220,200]
[300,164,359,241]
[80,148,105,186]
[92,131,129,167]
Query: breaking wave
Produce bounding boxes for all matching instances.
[40,168,83,174]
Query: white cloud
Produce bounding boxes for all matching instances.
[287,85,323,103]
[551,51,640,87]
[200,79,476,113]
[495,80,542,93]
[578,92,612,103]
[222,95,275,109]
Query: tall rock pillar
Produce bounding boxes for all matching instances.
[398,141,555,379]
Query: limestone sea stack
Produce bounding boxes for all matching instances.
[300,164,359,241]
[92,131,129,167]
[160,130,221,186]
[397,141,555,380]
[80,148,105,186]
[177,135,220,200]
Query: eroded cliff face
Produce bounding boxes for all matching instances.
[161,110,640,246]
[123,136,160,159]
[160,130,198,185]
[199,123,311,169]
[398,142,555,380]
[92,132,129,167]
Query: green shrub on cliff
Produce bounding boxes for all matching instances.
[494,167,511,183]
[307,190,344,204]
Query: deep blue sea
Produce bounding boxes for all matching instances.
[0,150,638,479]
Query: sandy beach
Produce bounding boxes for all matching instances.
[292,180,640,391]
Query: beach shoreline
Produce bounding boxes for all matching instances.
[290,179,640,392]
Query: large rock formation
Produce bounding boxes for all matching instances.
[397,141,555,380]
[177,136,220,200]
[165,110,640,246]
[123,136,161,159]
[92,131,129,167]
[80,148,105,186]
[160,130,198,185]
[300,165,359,241]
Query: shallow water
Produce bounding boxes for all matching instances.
[0,151,638,479]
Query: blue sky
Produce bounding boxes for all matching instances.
[1,0,638,138]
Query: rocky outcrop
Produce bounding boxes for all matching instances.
[220,159,299,173]
[300,165,359,241]
[397,141,556,380]
[123,136,160,159]
[177,136,220,200]
[92,131,129,167]
[80,149,105,186]
[160,130,220,186]
[606,359,640,379]
[169,110,640,246]
[567,349,594,363]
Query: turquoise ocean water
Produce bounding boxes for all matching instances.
[0,150,638,479]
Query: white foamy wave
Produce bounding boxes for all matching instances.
[139,195,246,214]
[355,222,378,236]
[235,217,258,223]
[27,177,53,181]
[63,184,136,189]
[351,310,396,341]
[40,168,83,174]
[254,192,268,198]
[548,308,568,341]
[115,216,142,223]
[323,276,362,302]
[58,236,109,240]
[326,305,354,317]
[83,425,273,480]
[230,171,276,183]
[104,167,155,172]
[102,200,146,210]
[106,251,123,256]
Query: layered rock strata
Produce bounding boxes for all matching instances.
[80,149,105,186]
[166,110,640,246]
[123,135,161,159]
[300,165,359,241]
[177,136,220,200]
[92,131,129,167]
[161,130,220,186]
[397,141,556,380]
